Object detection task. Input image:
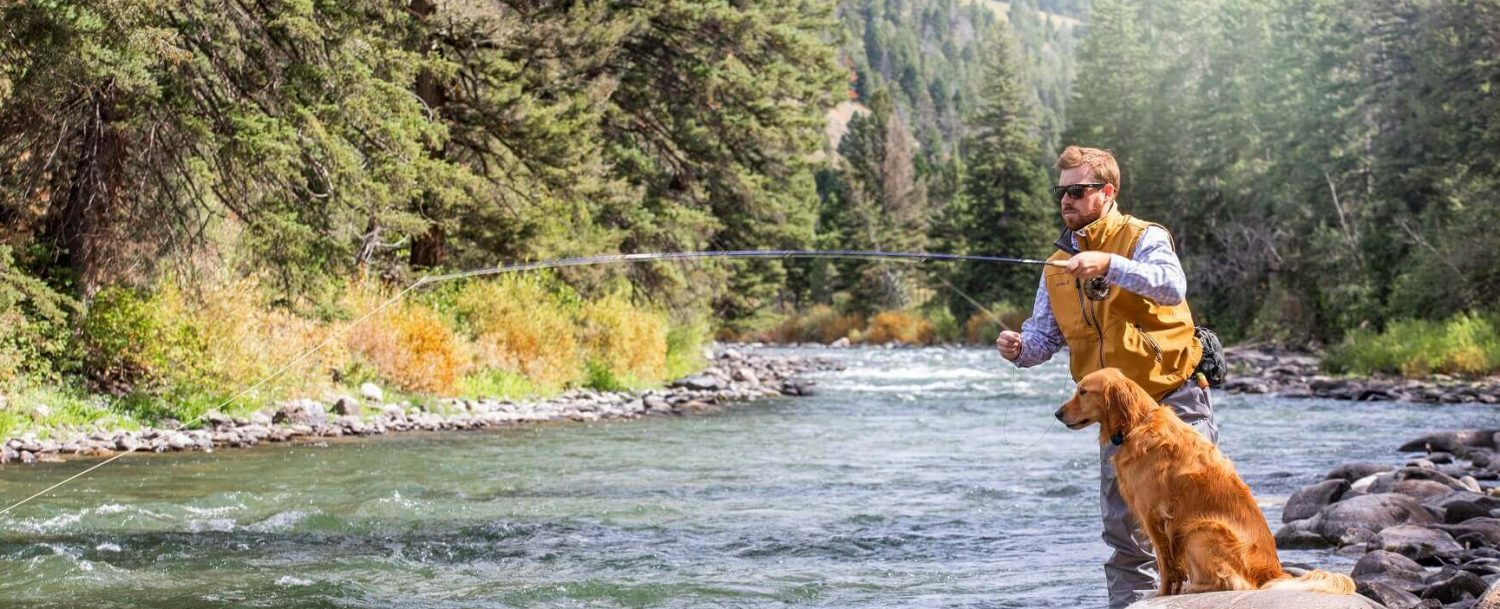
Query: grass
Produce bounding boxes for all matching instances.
[1325,313,1500,377]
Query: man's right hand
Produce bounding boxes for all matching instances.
[996,330,1022,362]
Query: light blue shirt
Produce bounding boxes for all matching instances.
[1011,226,1186,367]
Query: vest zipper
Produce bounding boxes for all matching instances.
[1135,322,1163,362]
[1076,278,1107,369]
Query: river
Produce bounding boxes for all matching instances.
[0,347,1492,608]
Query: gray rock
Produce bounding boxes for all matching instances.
[360,382,383,402]
[674,375,721,391]
[829,337,851,348]
[1371,525,1463,563]
[1401,431,1500,454]
[333,396,361,416]
[1125,588,1383,608]
[1434,518,1500,547]
[1277,520,1333,549]
[1313,493,1437,544]
[1330,463,1399,482]
[1353,550,1429,586]
[1286,479,1352,523]
[1359,579,1439,609]
[273,400,327,427]
[1423,568,1488,604]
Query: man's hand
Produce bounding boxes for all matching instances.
[996,330,1022,362]
[1066,251,1112,279]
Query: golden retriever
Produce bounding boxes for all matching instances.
[1056,368,1355,596]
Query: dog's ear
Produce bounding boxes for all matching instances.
[1102,373,1147,438]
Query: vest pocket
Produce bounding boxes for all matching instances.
[1131,322,1163,362]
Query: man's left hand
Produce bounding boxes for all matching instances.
[1065,251,1112,279]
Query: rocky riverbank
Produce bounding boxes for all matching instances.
[1275,429,1500,609]
[0,348,840,466]
[1222,345,1500,404]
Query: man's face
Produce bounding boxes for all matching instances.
[1057,166,1115,231]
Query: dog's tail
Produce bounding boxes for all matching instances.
[1261,569,1356,595]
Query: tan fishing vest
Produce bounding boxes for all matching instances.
[1044,208,1202,401]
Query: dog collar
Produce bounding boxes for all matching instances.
[1110,431,1125,446]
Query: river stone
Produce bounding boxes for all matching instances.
[1354,550,1429,586]
[1331,463,1399,483]
[674,375,721,391]
[1360,579,1439,609]
[273,400,327,427]
[643,394,669,410]
[1287,479,1353,523]
[1423,568,1489,604]
[1372,525,1463,563]
[1391,479,1463,501]
[1434,518,1500,547]
[359,382,383,402]
[333,396,360,416]
[1124,589,1383,608]
[1401,431,1500,454]
[1313,493,1436,544]
[1276,520,1331,549]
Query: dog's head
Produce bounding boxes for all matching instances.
[1055,368,1157,444]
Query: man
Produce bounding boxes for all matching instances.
[995,145,1215,609]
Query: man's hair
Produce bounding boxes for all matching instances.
[1055,146,1120,191]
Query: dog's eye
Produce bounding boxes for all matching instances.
[1078,388,1087,395]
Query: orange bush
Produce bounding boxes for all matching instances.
[865,310,934,345]
[345,297,467,394]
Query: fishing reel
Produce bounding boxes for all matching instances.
[1084,276,1111,301]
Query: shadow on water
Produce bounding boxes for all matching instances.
[0,347,1492,608]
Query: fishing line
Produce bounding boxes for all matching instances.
[0,249,1064,516]
[932,276,1060,452]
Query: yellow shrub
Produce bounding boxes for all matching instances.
[865,310,934,345]
[191,278,341,401]
[964,314,1000,345]
[579,291,667,384]
[454,277,583,390]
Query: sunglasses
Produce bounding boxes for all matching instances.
[1053,183,1107,201]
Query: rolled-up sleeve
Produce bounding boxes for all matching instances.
[1013,273,1065,367]
[1104,226,1186,305]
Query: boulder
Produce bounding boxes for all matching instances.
[1353,550,1429,587]
[332,395,361,416]
[1125,589,1383,608]
[272,399,328,427]
[1422,568,1488,604]
[1400,431,1500,454]
[673,375,722,391]
[1358,579,1440,609]
[1332,465,1398,483]
[1312,493,1437,545]
[1371,525,1463,563]
[359,382,384,402]
[1434,518,1500,547]
[1287,479,1353,523]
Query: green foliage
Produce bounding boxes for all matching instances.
[0,245,81,386]
[1065,0,1500,344]
[1326,314,1500,377]
[457,370,544,401]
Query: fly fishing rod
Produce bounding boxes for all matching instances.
[0,248,1067,515]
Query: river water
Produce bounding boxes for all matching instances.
[0,347,1492,608]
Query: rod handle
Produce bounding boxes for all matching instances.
[1045,260,1069,268]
